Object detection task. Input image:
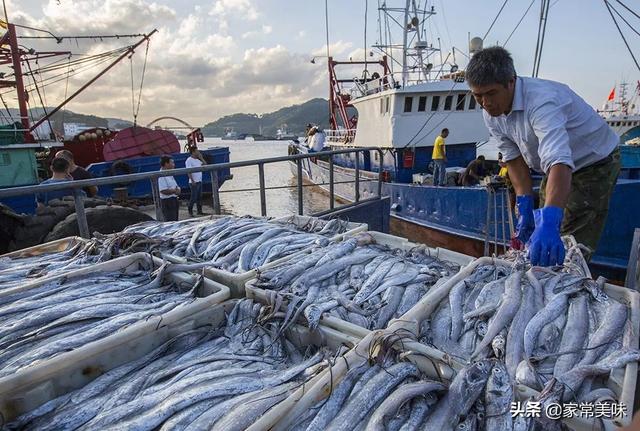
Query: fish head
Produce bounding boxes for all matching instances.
[475,321,488,338]
[487,361,511,394]
[303,305,322,331]
[464,359,493,392]
[457,414,477,431]
[491,333,507,359]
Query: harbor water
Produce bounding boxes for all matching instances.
[195,138,338,218]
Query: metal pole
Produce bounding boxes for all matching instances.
[296,159,303,215]
[73,188,90,238]
[494,188,498,256]
[484,189,491,256]
[501,188,507,250]
[377,150,383,198]
[354,150,361,203]
[150,178,163,221]
[329,155,335,210]
[258,163,267,217]
[211,170,221,215]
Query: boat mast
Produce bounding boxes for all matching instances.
[375,1,438,86]
[3,24,32,142]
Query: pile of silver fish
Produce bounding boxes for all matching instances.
[0,262,200,378]
[0,241,97,290]
[254,233,460,331]
[123,216,354,273]
[418,257,640,423]
[0,233,170,290]
[7,299,333,431]
[290,332,513,431]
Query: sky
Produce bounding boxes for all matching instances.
[5,0,640,127]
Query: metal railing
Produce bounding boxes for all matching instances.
[0,147,384,239]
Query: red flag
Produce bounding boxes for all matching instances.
[607,87,615,101]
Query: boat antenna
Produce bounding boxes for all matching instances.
[324,0,330,59]
[603,0,640,73]
[532,0,551,77]
[363,0,368,76]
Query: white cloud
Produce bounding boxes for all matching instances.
[8,0,327,126]
[209,0,259,21]
[311,40,353,57]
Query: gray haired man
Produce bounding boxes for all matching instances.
[466,46,620,266]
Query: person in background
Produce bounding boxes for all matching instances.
[460,155,486,187]
[55,150,98,197]
[36,157,83,207]
[431,128,449,186]
[466,46,620,265]
[308,126,326,153]
[158,156,180,221]
[185,146,205,217]
[497,152,509,177]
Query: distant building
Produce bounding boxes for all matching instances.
[63,123,92,139]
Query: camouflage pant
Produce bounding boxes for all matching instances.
[539,148,621,260]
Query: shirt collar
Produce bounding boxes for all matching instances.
[510,76,524,113]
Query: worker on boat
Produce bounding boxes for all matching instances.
[185,146,205,217]
[307,126,326,153]
[497,152,508,178]
[460,155,486,187]
[55,150,98,197]
[466,46,620,266]
[431,128,449,186]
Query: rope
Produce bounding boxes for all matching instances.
[503,0,537,47]
[604,0,640,73]
[483,0,510,41]
[614,0,640,20]
[608,0,640,38]
[134,39,150,123]
[24,57,53,135]
[130,55,136,126]
[61,55,71,129]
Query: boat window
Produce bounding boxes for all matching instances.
[418,96,427,112]
[468,95,477,110]
[444,95,453,111]
[456,94,466,111]
[431,95,440,111]
[404,96,413,113]
[380,98,384,114]
[616,121,621,126]
[385,97,390,113]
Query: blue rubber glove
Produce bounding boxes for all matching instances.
[514,195,535,246]
[528,206,566,267]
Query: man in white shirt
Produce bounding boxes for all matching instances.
[185,147,205,216]
[466,46,620,266]
[158,155,181,221]
[307,126,326,152]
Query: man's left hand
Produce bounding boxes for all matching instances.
[528,206,565,266]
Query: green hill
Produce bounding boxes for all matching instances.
[202,98,330,137]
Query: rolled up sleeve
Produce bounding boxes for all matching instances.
[530,100,574,173]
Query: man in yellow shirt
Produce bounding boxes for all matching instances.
[432,128,449,186]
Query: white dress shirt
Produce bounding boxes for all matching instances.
[158,174,178,199]
[185,156,203,183]
[483,77,618,174]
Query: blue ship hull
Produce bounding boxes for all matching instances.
[0,147,231,215]
[294,149,640,282]
[87,147,231,200]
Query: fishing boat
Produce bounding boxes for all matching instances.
[0,21,231,215]
[289,1,640,281]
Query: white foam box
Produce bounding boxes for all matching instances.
[0,252,231,422]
